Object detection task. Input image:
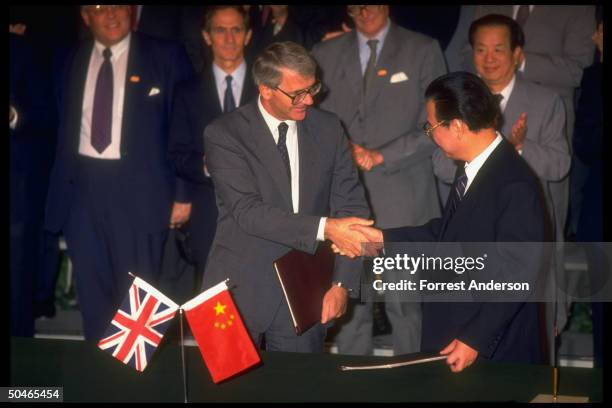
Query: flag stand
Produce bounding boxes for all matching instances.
[180,309,188,403]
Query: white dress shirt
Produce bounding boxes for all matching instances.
[213,60,247,110]
[79,33,131,159]
[464,133,503,193]
[257,96,326,241]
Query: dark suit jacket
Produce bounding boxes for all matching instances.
[202,101,370,333]
[168,64,257,262]
[45,32,193,234]
[385,139,547,364]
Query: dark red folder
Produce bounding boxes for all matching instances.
[274,242,335,335]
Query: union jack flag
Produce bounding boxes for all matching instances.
[98,276,179,372]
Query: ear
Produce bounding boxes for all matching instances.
[259,84,273,100]
[513,46,524,68]
[202,30,212,46]
[81,9,91,27]
[245,29,253,46]
[452,119,465,139]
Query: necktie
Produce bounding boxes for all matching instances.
[363,39,379,94]
[91,47,113,154]
[223,75,236,113]
[515,5,530,27]
[440,166,468,237]
[277,122,291,191]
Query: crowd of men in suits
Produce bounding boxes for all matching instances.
[10,5,602,369]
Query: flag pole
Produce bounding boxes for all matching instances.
[180,308,188,403]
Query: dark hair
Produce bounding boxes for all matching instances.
[425,72,502,132]
[202,5,250,33]
[469,14,525,51]
[252,41,318,88]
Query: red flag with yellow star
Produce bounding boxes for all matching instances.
[181,280,261,383]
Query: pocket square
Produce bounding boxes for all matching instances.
[390,72,409,83]
[148,87,161,96]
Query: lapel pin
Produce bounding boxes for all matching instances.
[129,75,140,83]
[377,69,388,77]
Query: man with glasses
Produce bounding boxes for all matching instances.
[202,41,372,352]
[312,4,447,356]
[168,6,258,295]
[352,72,547,371]
[45,5,193,340]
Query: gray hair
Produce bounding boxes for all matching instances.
[252,41,318,88]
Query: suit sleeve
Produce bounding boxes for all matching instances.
[520,93,571,181]
[328,119,371,293]
[377,39,448,173]
[457,180,546,358]
[205,123,321,253]
[168,85,205,202]
[521,6,596,89]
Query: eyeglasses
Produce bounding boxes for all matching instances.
[347,5,382,17]
[422,120,446,137]
[275,81,322,105]
[86,5,129,15]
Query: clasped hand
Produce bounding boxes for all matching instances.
[325,217,383,258]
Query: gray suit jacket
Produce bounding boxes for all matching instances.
[433,77,570,235]
[203,101,370,333]
[312,23,447,229]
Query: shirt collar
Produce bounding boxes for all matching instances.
[357,18,391,53]
[94,32,130,60]
[212,59,247,86]
[464,132,503,182]
[257,95,297,141]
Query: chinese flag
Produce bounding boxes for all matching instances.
[182,281,261,383]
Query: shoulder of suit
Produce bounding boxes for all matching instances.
[515,78,562,107]
[305,106,341,126]
[132,31,184,55]
[493,141,541,186]
[390,23,439,49]
[311,30,354,56]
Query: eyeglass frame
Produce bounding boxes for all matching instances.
[275,81,323,105]
[347,5,382,17]
[422,119,447,138]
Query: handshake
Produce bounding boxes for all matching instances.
[324,217,384,258]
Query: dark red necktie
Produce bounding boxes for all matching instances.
[91,48,113,153]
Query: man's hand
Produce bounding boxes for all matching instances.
[169,202,192,229]
[440,339,479,373]
[350,142,384,171]
[321,22,352,42]
[321,284,348,324]
[325,217,373,258]
[509,112,527,151]
[331,224,383,256]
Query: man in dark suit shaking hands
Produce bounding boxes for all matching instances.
[45,5,193,340]
[352,72,547,371]
[203,41,372,352]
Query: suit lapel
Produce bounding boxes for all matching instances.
[297,118,320,214]
[121,33,147,154]
[201,67,223,115]
[340,32,363,102]
[244,103,293,210]
[501,78,526,139]
[69,41,95,151]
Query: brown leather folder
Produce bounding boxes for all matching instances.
[274,242,335,335]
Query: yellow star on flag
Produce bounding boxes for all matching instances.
[214,302,227,316]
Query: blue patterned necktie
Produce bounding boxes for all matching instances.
[277,122,291,192]
[440,166,468,238]
[223,75,236,113]
[91,47,113,153]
